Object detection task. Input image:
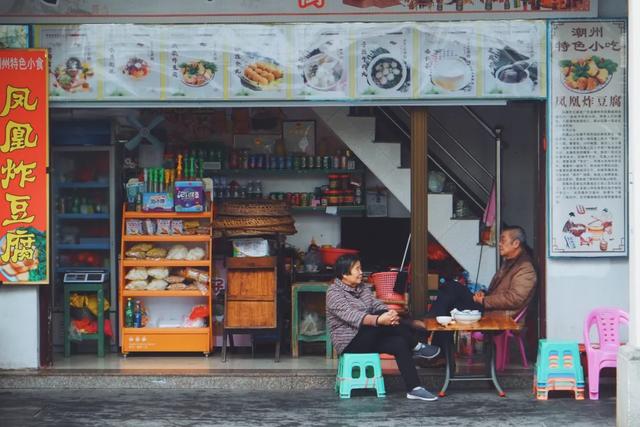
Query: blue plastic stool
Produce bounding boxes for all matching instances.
[335,353,386,398]
[534,339,584,400]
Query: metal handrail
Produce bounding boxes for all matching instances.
[428,114,494,181]
[375,107,486,211]
[462,106,497,138]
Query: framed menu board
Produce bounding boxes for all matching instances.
[549,20,627,257]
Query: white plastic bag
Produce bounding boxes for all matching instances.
[300,312,325,336]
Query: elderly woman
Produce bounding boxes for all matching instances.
[326,254,440,401]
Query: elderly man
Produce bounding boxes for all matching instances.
[427,225,537,361]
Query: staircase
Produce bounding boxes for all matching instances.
[312,106,496,286]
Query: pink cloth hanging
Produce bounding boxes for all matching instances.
[482,183,496,227]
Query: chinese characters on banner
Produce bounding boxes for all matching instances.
[0,49,49,284]
[549,21,627,257]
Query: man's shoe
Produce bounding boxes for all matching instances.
[413,343,441,360]
[406,386,438,401]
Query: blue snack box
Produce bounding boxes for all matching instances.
[174,181,204,212]
[142,192,174,212]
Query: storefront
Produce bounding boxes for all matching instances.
[0,0,630,384]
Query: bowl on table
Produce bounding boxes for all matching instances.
[436,316,453,326]
[451,309,482,324]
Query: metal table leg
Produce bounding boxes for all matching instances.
[439,340,453,397]
[488,338,506,397]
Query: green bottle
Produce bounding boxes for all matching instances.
[125,298,134,327]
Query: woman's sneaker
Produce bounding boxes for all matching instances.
[413,343,441,359]
[407,386,438,401]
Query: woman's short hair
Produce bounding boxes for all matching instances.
[334,254,360,279]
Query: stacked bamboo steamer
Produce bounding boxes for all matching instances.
[213,200,296,238]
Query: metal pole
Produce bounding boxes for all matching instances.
[495,127,502,271]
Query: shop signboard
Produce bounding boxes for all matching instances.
[549,20,627,257]
[225,25,291,100]
[353,23,413,99]
[0,49,50,284]
[0,0,597,23]
[480,20,547,98]
[0,25,29,48]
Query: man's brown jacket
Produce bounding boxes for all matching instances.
[483,250,537,318]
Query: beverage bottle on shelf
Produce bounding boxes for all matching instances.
[125,298,134,327]
[176,154,184,180]
[255,180,263,199]
[133,300,142,328]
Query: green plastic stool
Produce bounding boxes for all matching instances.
[535,339,584,386]
[336,353,386,398]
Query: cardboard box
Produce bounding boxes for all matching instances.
[427,273,440,291]
[175,180,204,212]
[142,192,174,212]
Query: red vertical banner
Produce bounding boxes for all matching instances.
[0,49,49,285]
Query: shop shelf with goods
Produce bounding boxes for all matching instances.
[119,205,214,356]
[51,144,118,353]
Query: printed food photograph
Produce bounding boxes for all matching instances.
[123,56,150,79]
[52,56,94,93]
[303,50,344,92]
[430,57,472,92]
[0,228,47,282]
[367,54,406,90]
[560,55,618,93]
[180,60,217,87]
[240,60,284,90]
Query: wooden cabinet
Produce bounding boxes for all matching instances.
[224,256,277,329]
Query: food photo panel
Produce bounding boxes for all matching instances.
[163,25,223,100]
[353,23,413,99]
[293,23,350,100]
[418,22,479,98]
[103,24,162,100]
[226,25,290,100]
[35,25,100,100]
[480,20,546,98]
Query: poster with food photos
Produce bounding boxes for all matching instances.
[293,23,350,100]
[226,25,290,100]
[0,25,29,48]
[353,23,413,99]
[34,25,100,100]
[163,26,223,100]
[418,22,478,98]
[102,25,162,100]
[480,20,546,98]
[549,20,627,257]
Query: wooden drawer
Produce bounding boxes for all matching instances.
[227,270,276,298]
[225,301,276,328]
[226,256,276,269]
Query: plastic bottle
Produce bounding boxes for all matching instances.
[125,298,134,327]
[133,300,142,328]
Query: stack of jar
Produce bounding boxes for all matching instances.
[226,149,357,171]
[324,173,362,206]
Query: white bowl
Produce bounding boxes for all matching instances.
[436,316,453,326]
[451,310,482,324]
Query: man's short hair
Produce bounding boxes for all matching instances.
[504,225,526,245]
[334,254,360,279]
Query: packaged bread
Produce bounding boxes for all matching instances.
[147,267,169,280]
[146,279,168,290]
[125,280,148,290]
[166,275,186,284]
[171,220,184,235]
[157,219,172,235]
[180,267,209,284]
[167,282,187,290]
[130,243,153,252]
[186,247,205,261]
[125,267,148,281]
[166,245,188,260]
[125,250,146,259]
[146,247,168,259]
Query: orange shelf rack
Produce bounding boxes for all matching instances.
[119,204,214,356]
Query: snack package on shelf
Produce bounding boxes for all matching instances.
[126,219,144,235]
[180,267,210,284]
[125,267,148,281]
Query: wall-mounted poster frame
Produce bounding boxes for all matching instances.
[282,120,315,155]
[548,20,628,257]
